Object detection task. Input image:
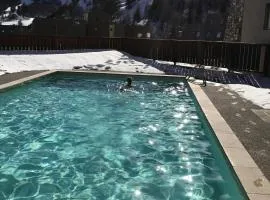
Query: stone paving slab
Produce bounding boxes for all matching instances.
[0,71,46,85]
[190,83,270,199]
[0,71,55,92]
[201,83,270,181]
[252,109,270,123]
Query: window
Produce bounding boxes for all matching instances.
[217,32,222,39]
[264,4,270,30]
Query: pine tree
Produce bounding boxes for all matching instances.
[177,0,185,12]
[18,19,23,26]
[126,0,135,10]
[103,0,121,17]
[148,0,161,22]
[220,0,227,13]
[134,7,141,23]
[196,0,203,23]
[93,0,120,17]
[187,0,194,24]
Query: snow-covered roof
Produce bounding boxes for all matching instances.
[5,7,11,12]
[1,18,34,26]
[136,19,148,26]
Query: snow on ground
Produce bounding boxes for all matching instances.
[0,50,269,109]
[156,60,270,109]
[192,78,270,110]
[0,50,163,74]
[227,84,270,109]
[156,60,229,72]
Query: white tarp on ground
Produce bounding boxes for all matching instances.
[0,50,269,109]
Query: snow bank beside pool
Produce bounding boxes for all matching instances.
[190,78,270,109]
[228,84,270,109]
[0,50,163,74]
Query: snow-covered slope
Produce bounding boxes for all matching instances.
[0,0,228,25]
[0,0,94,26]
[120,0,152,23]
[20,0,93,10]
[0,4,34,26]
[21,0,92,8]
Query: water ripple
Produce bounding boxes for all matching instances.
[0,75,245,199]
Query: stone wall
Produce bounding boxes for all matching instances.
[224,0,245,42]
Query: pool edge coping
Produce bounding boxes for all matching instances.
[189,83,270,200]
[0,70,186,92]
[1,70,269,200]
[0,70,57,91]
[56,69,177,77]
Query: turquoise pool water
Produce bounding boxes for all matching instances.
[0,73,246,200]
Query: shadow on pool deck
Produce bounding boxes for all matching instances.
[149,61,270,89]
[202,84,270,181]
[116,51,270,89]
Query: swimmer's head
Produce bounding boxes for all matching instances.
[126,77,132,86]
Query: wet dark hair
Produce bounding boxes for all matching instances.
[127,77,132,83]
[126,77,132,87]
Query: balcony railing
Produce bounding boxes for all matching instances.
[0,35,269,75]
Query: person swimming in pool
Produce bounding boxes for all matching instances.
[120,77,133,91]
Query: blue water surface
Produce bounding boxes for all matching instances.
[0,73,246,200]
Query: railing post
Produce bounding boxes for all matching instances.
[263,45,270,76]
[259,45,266,73]
[172,40,176,66]
[197,41,203,65]
[120,38,124,51]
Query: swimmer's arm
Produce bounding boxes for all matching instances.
[119,86,125,92]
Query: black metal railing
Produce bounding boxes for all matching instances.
[0,35,269,75]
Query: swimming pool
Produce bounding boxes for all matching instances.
[0,72,247,199]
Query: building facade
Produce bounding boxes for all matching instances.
[225,0,270,43]
[241,0,270,43]
[0,25,31,36]
[32,18,86,37]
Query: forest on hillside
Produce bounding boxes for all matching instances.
[0,0,229,39]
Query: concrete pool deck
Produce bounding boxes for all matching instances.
[0,70,269,200]
[190,83,270,200]
[201,85,270,181]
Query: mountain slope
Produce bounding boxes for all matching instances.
[0,0,228,20]
[0,0,229,40]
